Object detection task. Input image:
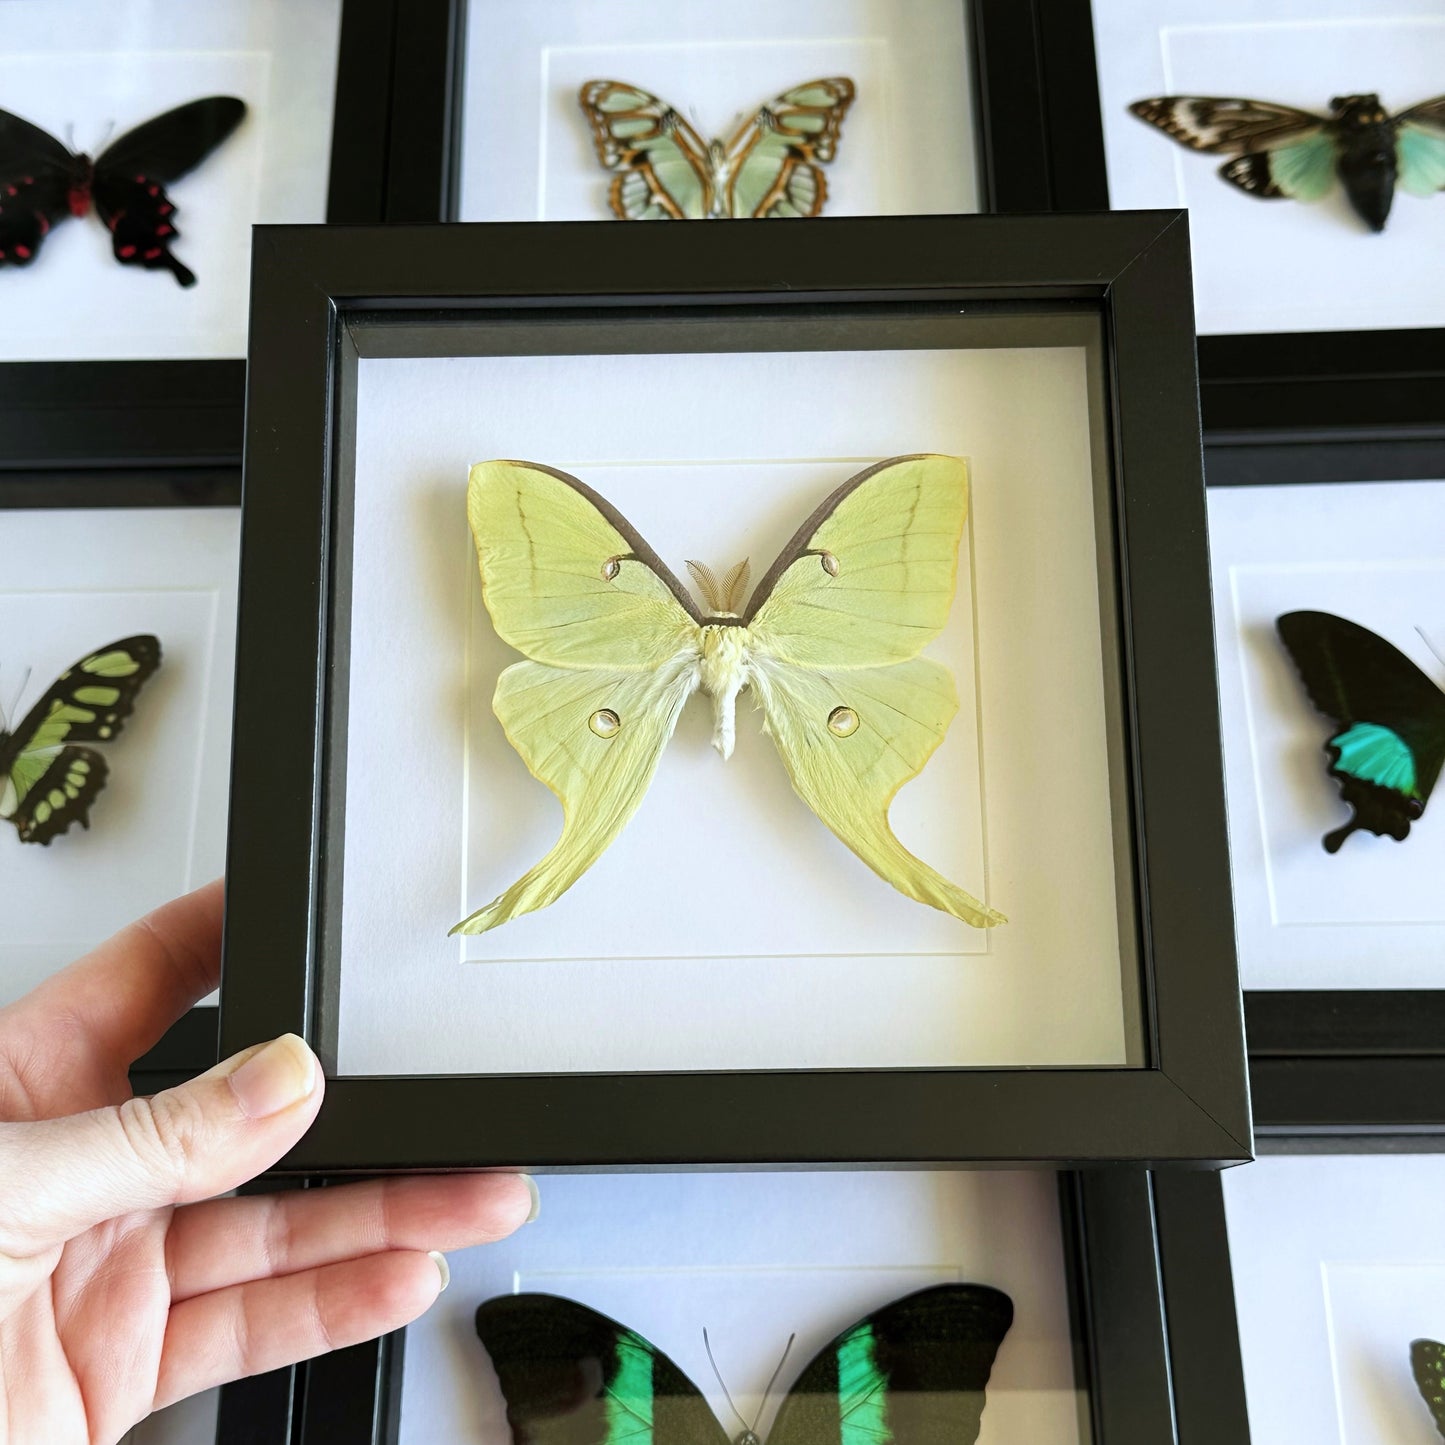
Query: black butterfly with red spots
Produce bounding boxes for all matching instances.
[0,96,245,288]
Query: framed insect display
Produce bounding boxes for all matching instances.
[380,0,1106,223]
[218,210,1245,1172]
[0,470,236,1082]
[1206,433,1445,1135]
[0,0,396,476]
[1083,0,1445,437]
[278,1169,1227,1445]
[1222,1148,1445,1443]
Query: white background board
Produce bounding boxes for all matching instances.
[458,0,977,220]
[337,339,1131,1076]
[0,0,342,361]
[1093,0,1445,334]
[400,1171,1082,1445]
[1224,1154,1445,1444]
[1209,480,1445,989]
[0,507,238,1006]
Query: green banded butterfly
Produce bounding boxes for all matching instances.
[476,1283,1012,1445]
[1412,1338,1445,1437]
[1276,611,1445,852]
[579,79,855,220]
[1129,92,1445,231]
[0,635,161,844]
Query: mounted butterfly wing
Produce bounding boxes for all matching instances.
[0,109,77,267]
[1276,610,1445,852]
[0,96,245,284]
[0,636,162,845]
[1413,1338,1445,1439]
[476,1284,1013,1445]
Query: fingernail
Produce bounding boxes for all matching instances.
[522,1174,541,1223]
[227,1034,318,1119]
[429,1251,450,1291]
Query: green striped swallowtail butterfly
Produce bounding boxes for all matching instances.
[0,635,161,845]
[1129,92,1445,231]
[1277,611,1445,852]
[0,97,246,285]
[476,1283,1012,1445]
[579,78,855,220]
[1413,1339,1445,1437]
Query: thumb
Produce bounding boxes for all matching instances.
[0,1034,321,1256]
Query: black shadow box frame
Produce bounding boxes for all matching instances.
[1027,0,1445,442]
[1206,435,1445,1140]
[234,1170,1240,1445]
[0,0,397,486]
[220,209,1248,1172]
[382,0,1112,223]
[0,469,235,1084]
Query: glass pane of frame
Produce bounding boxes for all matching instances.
[121,1390,221,1445]
[399,1171,1090,1445]
[0,0,345,362]
[1208,475,1445,991]
[1091,0,1445,336]
[456,0,979,221]
[0,501,238,1006]
[326,307,1144,1079]
[1223,1152,1445,1444]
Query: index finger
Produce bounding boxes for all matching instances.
[5,879,224,1075]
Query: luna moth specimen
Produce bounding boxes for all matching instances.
[1128,92,1445,231]
[476,1284,1014,1445]
[578,78,855,219]
[0,635,161,844]
[1413,1339,1445,1437]
[0,97,247,285]
[1276,611,1445,852]
[457,454,1003,936]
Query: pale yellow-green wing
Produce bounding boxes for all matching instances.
[749,656,1004,927]
[744,454,969,667]
[460,461,703,934]
[452,658,697,935]
[745,454,1000,926]
[468,459,701,668]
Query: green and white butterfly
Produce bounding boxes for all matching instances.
[456,454,1004,936]
[0,635,161,845]
[1130,92,1445,231]
[579,77,855,219]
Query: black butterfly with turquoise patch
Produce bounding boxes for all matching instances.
[0,636,161,845]
[0,97,245,286]
[1413,1339,1445,1438]
[1129,92,1445,231]
[1276,611,1445,853]
[476,1283,1012,1445]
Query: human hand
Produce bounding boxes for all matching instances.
[0,880,537,1444]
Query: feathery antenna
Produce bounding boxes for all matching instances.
[1417,624,1445,673]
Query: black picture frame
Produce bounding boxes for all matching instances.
[0,471,234,1083]
[0,0,398,483]
[1032,0,1445,441]
[220,209,1247,1172]
[281,1169,1226,1445]
[383,0,1112,224]
[1204,434,1445,1139]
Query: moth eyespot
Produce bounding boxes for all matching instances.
[601,556,622,581]
[827,706,860,737]
[819,550,840,577]
[589,709,621,739]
